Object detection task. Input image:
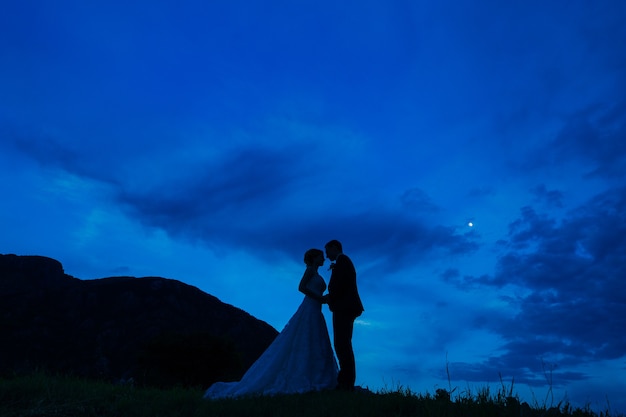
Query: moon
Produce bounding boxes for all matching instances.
[468,222,474,227]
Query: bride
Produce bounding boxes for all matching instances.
[204,248,338,399]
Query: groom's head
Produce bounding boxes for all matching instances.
[324,239,343,261]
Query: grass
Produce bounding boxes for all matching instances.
[0,372,621,417]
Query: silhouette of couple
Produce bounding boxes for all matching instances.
[204,240,364,399]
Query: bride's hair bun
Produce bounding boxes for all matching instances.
[304,248,324,266]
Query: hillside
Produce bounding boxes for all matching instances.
[0,254,278,388]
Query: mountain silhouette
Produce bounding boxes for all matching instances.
[0,254,278,388]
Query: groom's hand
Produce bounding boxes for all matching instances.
[321,294,329,304]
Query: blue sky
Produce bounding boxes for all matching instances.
[2,0,625,412]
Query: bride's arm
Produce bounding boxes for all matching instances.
[298,267,323,303]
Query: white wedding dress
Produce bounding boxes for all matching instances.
[204,273,338,399]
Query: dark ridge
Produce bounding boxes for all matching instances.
[0,254,278,388]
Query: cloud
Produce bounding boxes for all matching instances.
[448,186,626,385]
[555,102,626,179]
[3,121,479,273]
[116,144,308,237]
[3,125,141,187]
[531,185,564,209]
[522,101,626,180]
[120,177,480,273]
[400,187,441,213]
[8,127,472,270]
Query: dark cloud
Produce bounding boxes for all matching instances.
[117,145,308,238]
[400,187,441,213]
[123,184,479,274]
[9,134,79,169]
[3,126,127,187]
[440,268,488,291]
[93,145,480,270]
[450,186,626,385]
[278,210,480,274]
[3,124,479,273]
[3,127,98,178]
[531,185,563,209]
[523,101,626,179]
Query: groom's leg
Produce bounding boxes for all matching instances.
[333,313,356,389]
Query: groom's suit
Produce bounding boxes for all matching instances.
[327,253,364,390]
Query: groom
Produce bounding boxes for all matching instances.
[323,239,364,391]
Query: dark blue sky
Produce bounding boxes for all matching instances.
[2,1,625,412]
